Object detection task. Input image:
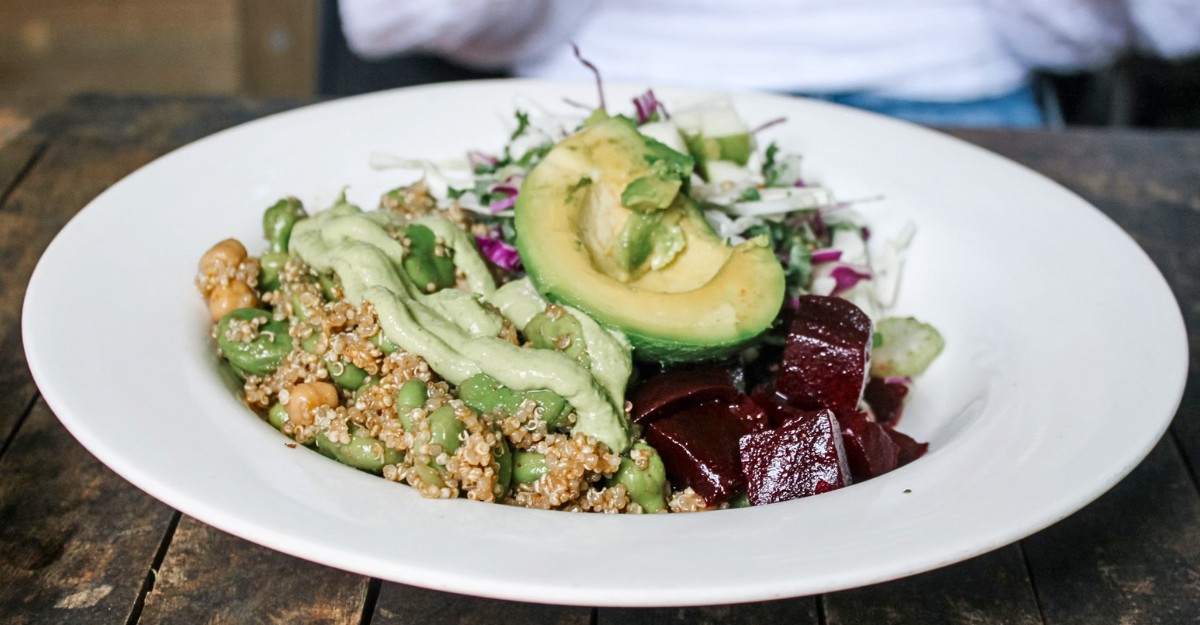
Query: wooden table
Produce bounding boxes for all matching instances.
[2,94,1198,624]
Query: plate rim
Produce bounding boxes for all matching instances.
[21,78,1190,606]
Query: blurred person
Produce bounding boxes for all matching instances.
[338,0,1200,128]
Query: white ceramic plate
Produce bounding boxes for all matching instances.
[23,80,1187,607]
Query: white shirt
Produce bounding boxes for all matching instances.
[340,0,1200,102]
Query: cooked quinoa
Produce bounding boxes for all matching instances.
[196,183,715,514]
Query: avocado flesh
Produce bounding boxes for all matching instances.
[515,118,785,363]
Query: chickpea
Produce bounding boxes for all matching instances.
[287,382,339,427]
[208,280,258,321]
[199,238,248,274]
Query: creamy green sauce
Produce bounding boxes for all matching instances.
[289,207,633,452]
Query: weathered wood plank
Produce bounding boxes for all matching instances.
[599,598,818,625]
[1,95,303,449]
[0,138,165,447]
[824,546,1042,625]
[0,133,42,205]
[137,516,368,625]
[1022,438,1200,624]
[372,583,592,625]
[0,401,176,624]
[33,93,303,147]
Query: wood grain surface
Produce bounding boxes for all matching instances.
[0,96,1197,624]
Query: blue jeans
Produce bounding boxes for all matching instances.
[810,86,1045,128]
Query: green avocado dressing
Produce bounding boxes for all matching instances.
[289,206,633,452]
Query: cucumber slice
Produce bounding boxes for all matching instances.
[870,317,945,378]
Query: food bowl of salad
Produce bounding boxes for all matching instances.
[23,79,1186,606]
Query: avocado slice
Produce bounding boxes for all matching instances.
[515,117,785,363]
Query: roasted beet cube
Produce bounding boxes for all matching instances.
[749,384,796,429]
[738,408,851,505]
[885,427,929,467]
[730,394,771,434]
[864,377,910,426]
[630,368,738,425]
[645,399,747,505]
[838,410,900,481]
[777,295,872,415]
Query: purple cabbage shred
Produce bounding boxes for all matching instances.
[830,265,872,296]
[475,235,523,271]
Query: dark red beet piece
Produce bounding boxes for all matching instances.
[738,408,851,506]
[885,427,929,467]
[645,399,747,505]
[838,410,900,481]
[864,377,909,426]
[730,394,771,434]
[748,384,798,429]
[777,295,872,415]
[630,368,738,425]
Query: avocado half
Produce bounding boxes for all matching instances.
[514,117,785,363]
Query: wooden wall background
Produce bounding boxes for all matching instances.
[0,0,320,146]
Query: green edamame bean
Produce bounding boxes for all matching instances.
[413,463,445,489]
[428,405,465,457]
[317,272,342,301]
[458,374,571,429]
[457,373,508,414]
[326,355,369,390]
[258,252,289,291]
[299,332,320,355]
[369,329,399,354]
[289,292,312,321]
[609,442,668,513]
[267,402,289,430]
[262,197,306,254]
[315,425,403,474]
[353,378,379,402]
[525,308,590,367]
[216,308,293,378]
[402,224,456,293]
[523,389,570,429]
[495,434,513,497]
[395,379,428,430]
[512,450,547,485]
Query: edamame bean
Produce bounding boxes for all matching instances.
[727,492,751,509]
[609,442,668,513]
[428,405,465,457]
[495,434,513,497]
[315,424,403,474]
[289,292,312,321]
[262,197,305,254]
[395,379,428,430]
[512,450,547,484]
[402,224,456,293]
[457,373,506,414]
[369,329,399,354]
[525,307,590,367]
[317,272,342,301]
[326,355,370,390]
[413,463,445,489]
[216,308,293,378]
[457,373,571,429]
[267,402,289,430]
[299,330,320,355]
[258,252,289,291]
